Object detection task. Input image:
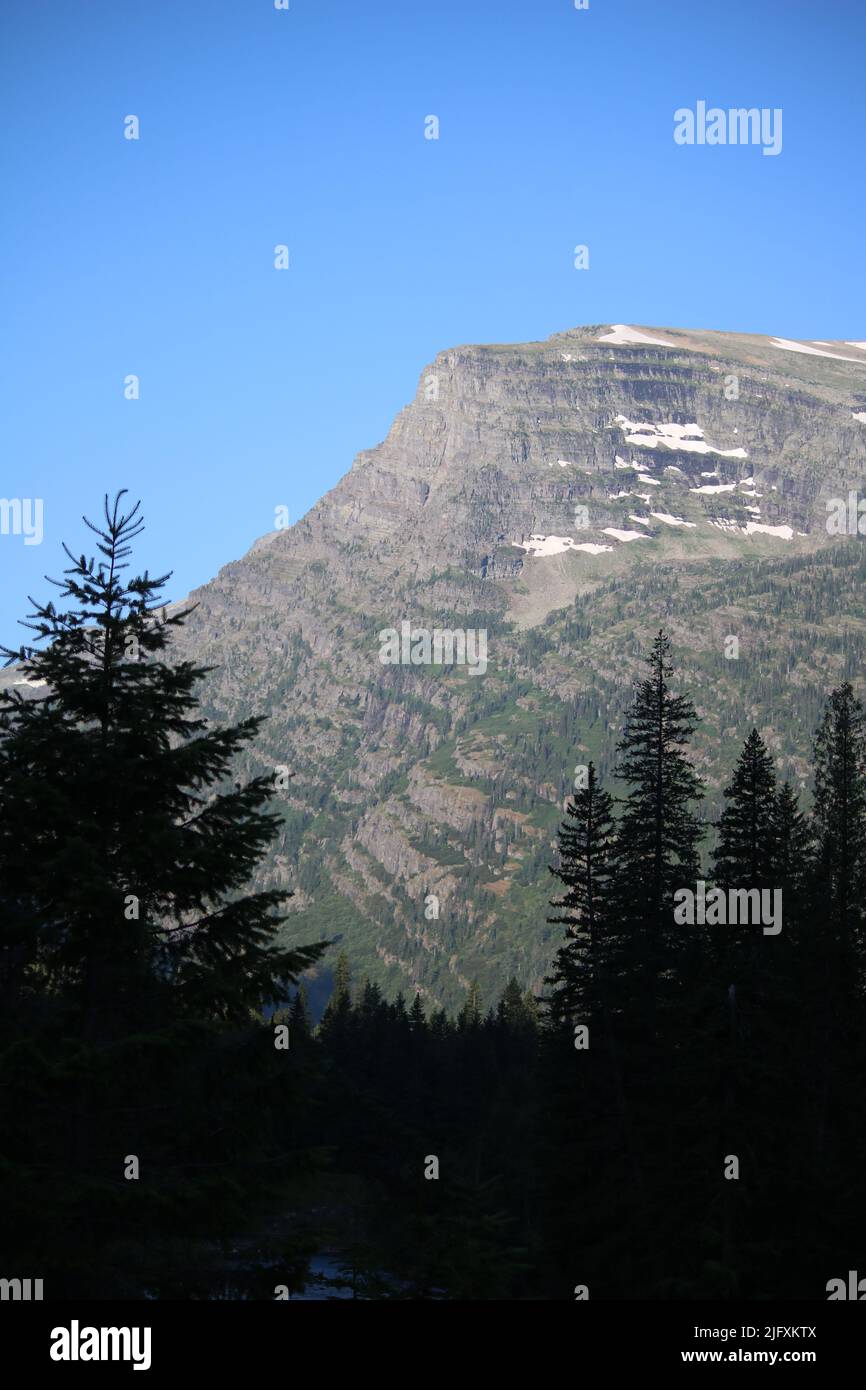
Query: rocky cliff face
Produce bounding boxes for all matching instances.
[169,325,866,1010]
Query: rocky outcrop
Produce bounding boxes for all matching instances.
[165,325,866,1011]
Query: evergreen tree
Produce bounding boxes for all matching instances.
[712,728,777,891]
[288,983,312,1040]
[772,780,813,896]
[612,629,705,1017]
[408,991,427,1034]
[545,762,615,1024]
[0,492,324,1031]
[0,492,326,1292]
[812,682,866,954]
[458,979,482,1030]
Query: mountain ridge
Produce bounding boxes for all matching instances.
[12,323,866,1010]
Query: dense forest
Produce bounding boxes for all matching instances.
[1,494,864,1299]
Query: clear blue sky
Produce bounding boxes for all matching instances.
[1,0,864,645]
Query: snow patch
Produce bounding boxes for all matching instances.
[602,528,649,543]
[744,522,794,540]
[707,518,793,540]
[614,415,748,458]
[512,535,612,557]
[637,474,662,486]
[769,338,866,365]
[597,324,677,348]
[650,512,697,528]
[690,482,737,494]
[852,412,866,424]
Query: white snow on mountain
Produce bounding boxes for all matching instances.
[602,528,649,543]
[650,512,697,528]
[614,415,748,458]
[512,535,613,557]
[744,522,794,540]
[597,324,677,347]
[769,338,866,365]
[690,482,737,494]
[707,519,794,540]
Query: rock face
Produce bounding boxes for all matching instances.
[167,325,866,1011]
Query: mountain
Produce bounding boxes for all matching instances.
[82,325,866,1010]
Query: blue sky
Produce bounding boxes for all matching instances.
[1,0,864,644]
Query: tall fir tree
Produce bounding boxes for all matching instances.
[712,728,777,891]
[0,492,324,1032]
[612,629,705,1019]
[0,492,326,1293]
[812,682,866,955]
[545,762,616,1026]
[772,780,813,896]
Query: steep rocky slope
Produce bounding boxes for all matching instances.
[158,325,866,1009]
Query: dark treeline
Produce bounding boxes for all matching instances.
[1,496,865,1299]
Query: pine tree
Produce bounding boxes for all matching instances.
[288,983,312,1040]
[0,492,324,1032]
[612,629,705,1017]
[408,991,427,1034]
[458,979,482,1030]
[545,762,615,1024]
[812,682,866,953]
[0,492,326,1292]
[772,781,812,891]
[712,728,777,891]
